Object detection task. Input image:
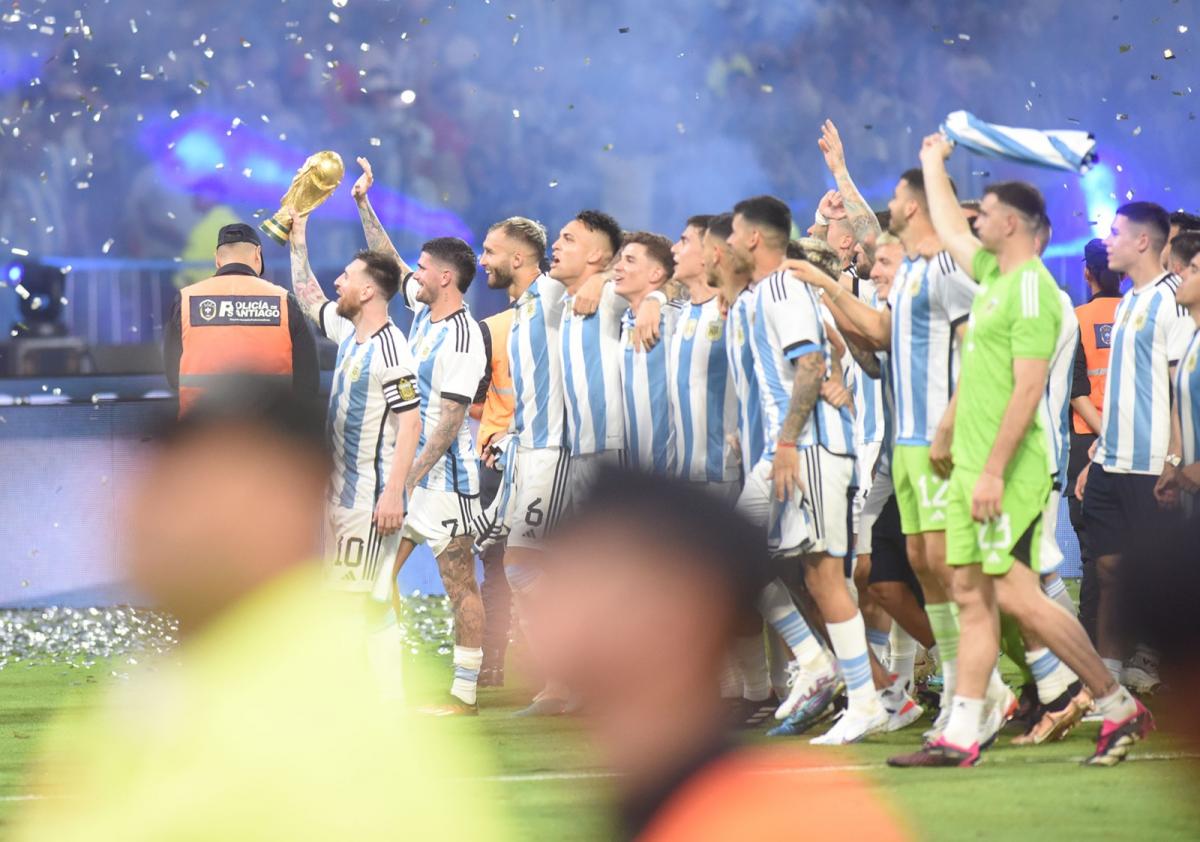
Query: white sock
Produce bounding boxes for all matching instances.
[1024,647,1078,704]
[767,628,791,696]
[943,695,984,748]
[735,634,772,701]
[1041,573,1076,615]
[1103,657,1123,686]
[1094,685,1137,722]
[889,625,918,692]
[758,579,833,675]
[826,613,881,715]
[986,667,1010,707]
[450,645,483,705]
[720,654,742,699]
[366,616,406,702]
[866,625,891,664]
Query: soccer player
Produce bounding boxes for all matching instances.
[287,209,420,701]
[730,195,890,745]
[386,238,488,714]
[1168,243,1200,514]
[890,134,1148,767]
[668,215,740,495]
[615,231,682,474]
[789,166,988,738]
[1078,201,1192,691]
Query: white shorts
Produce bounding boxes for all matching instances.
[473,435,518,549]
[852,440,883,535]
[399,486,480,558]
[324,504,400,595]
[737,458,815,558]
[1039,486,1065,573]
[857,466,894,557]
[567,449,623,506]
[500,445,572,550]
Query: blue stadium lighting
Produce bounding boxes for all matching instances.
[175,131,225,171]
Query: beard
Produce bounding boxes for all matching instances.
[335,295,360,319]
[887,213,906,236]
[705,264,722,289]
[488,264,514,290]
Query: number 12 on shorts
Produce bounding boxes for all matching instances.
[917,475,949,510]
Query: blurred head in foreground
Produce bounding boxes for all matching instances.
[539,468,909,841]
[127,376,330,634]
[16,376,512,842]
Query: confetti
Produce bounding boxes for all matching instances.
[242,167,253,178]
[329,12,341,23]
[128,19,138,34]
[1116,113,1128,120]
[548,179,559,188]
[618,26,630,33]
[369,137,381,146]
[512,108,520,119]
[400,89,416,104]
[761,84,774,93]
[359,42,370,52]
[602,143,614,151]
[332,0,348,6]
[11,247,28,256]
[101,239,114,254]
[1133,125,1143,136]
[1180,25,1189,34]
[1164,49,1176,60]
[240,38,251,48]
[1119,44,1132,53]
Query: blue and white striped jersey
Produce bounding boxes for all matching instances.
[319,302,421,510]
[727,286,766,470]
[509,273,568,450]
[403,278,487,495]
[750,271,856,461]
[1177,327,1200,477]
[887,251,977,446]
[620,300,681,474]
[1095,273,1193,475]
[853,285,887,449]
[559,281,626,456]
[1041,289,1079,488]
[667,295,739,483]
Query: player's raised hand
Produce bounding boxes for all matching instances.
[817,189,847,221]
[818,119,846,174]
[920,132,953,165]
[287,206,307,244]
[352,156,375,203]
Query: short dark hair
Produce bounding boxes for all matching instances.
[1171,231,1200,268]
[1116,201,1170,250]
[960,199,982,213]
[1169,211,1200,234]
[899,168,959,207]
[983,181,1047,226]
[732,195,792,245]
[874,209,892,231]
[420,237,477,292]
[706,213,733,241]
[559,466,771,614]
[575,209,623,258]
[686,214,715,233]
[353,249,402,300]
[786,240,804,259]
[622,231,675,278]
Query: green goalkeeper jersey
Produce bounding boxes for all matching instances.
[951,250,1062,482]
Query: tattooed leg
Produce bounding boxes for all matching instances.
[437,535,485,649]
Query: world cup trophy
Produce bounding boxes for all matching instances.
[259,151,346,245]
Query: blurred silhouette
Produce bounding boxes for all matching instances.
[13,378,513,842]
[538,467,910,841]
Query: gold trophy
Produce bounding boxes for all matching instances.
[259,150,346,245]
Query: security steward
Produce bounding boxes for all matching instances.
[163,223,318,415]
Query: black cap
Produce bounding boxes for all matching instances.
[217,223,262,249]
[1083,238,1108,274]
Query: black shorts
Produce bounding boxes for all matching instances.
[479,463,503,511]
[1081,463,1177,558]
[867,494,924,606]
[1067,433,1096,542]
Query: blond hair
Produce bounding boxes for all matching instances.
[488,216,548,261]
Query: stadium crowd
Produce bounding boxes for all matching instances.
[223,113,1200,778]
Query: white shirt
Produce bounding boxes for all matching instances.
[1095,273,1192,475]
[1042,289,1080,487]
[727,286,766,469]
[319,302,420,510]
[508,273,568,450]
[620,300,681,474]
[559,281,626,456]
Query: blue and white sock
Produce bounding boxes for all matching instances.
[451,645,483,705]
[735,634,772,702]
[866,626,891,664]
[758,579,832,676]
[826,613,880,715]
[1025,647,1077,705]
[1040,573,1075,615]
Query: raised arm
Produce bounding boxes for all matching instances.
[287,208,328,323]
[819,120,882,256]
[405,398,470,496]
[352,156,413,276]
[919,133,981,275]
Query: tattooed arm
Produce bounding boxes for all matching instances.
[287,209,328,323]
[405,397,469,495]
[352,156,413,275]
[770,351,825,502]
[847,337,882,379]
[819,120,882,261]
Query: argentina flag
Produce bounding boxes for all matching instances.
[940,110,1098,174]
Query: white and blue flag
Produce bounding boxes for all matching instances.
[941,110,1098,174]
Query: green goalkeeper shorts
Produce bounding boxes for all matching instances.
[946,467,1051,576]
[892,445,949,535]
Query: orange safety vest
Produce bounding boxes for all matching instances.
[476,307,515,453]
[637,746,911,842]
[1072,296,1121,435]
[178,273,293,416]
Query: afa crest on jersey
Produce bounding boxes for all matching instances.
[706,320,723,341]
[1188,347,1199,373]
[683,319,698,340]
